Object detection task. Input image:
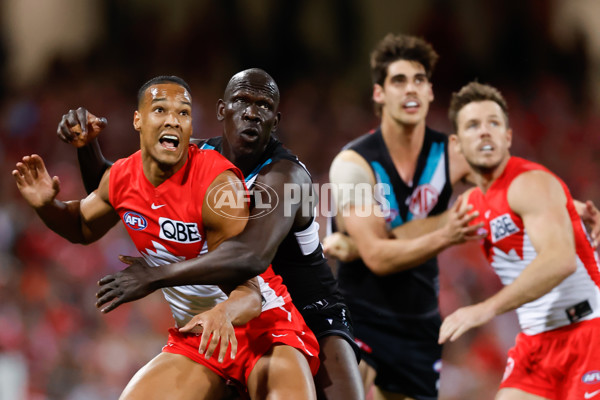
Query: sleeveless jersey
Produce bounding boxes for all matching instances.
[109,145,288,327]
[466,157,600,334]
[198,136,343,310]
[335,127,452,317]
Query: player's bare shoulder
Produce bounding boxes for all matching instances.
[507,169,567,214]
[255,158,311,188]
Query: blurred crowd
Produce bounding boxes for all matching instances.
[1,1,599,399]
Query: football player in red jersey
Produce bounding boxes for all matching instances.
[440,81,600,400]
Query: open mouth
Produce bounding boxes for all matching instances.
[159,134,180,151]
[240,128,260,142]
[403,100,420,110]
[479,144,494,153]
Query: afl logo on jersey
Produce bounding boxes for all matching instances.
[408,184,439,218]
[123,211,147,231]
[582,370,600,384]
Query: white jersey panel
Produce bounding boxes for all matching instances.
[491,231,600,334]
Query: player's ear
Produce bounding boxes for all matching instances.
[216,99,225,121]
[372,84,384,104]
[449,134,463,154]
[506,128,513,149]
[133,110,141,132]
[271,112,281,133]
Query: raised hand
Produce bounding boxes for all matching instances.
[96,255,158,313]
[57,107,107,148]
[12,155,60,208]
[179,306,238,363]
[442,194,486,245]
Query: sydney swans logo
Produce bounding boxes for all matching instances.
[206,182,279,220]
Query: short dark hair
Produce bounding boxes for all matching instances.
[137,75,191,107]
[370,34,439,116]
[448,81,509,132]
[370,34,439,87]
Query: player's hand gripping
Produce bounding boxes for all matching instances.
[96,255,159,313]
[12,155,61,208]
[442,195,485,245]
[576,200,600,248]
[179,306,238,363]
[323,232,360,262]
[57,107,107,148]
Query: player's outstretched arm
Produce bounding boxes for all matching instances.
[57,107,112,194]
[12,154,119,244]
[439,170,577,344]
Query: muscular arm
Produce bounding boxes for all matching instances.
[329,150,480,275]
[96,160,309,312]
[12,154,119,244]
[439,170,577,343]
[153,160,309,285]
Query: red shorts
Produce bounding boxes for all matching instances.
[162,300,320,391]
[500,317,600,399]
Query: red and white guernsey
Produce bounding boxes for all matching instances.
[467,157,600,335]
[109,145,289,328]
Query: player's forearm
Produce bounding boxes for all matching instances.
[153,241,267,289]
[362,228,453,275]
[77,139,112,194]
[483,251,576,316]
[34,200,90,243]
[391,212,448,239]
[216,280,262,325]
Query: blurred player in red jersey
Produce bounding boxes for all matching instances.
[440,81,600,400]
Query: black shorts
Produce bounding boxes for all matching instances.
[299,295,361,362]
[350,304,442,400]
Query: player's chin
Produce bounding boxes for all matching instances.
[154,150,184,167]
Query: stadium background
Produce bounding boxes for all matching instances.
[0,0,599,398]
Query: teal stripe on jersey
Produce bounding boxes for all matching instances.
[246,159,273,185]
[371,161,403,228]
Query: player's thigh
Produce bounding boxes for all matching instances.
[247,344,316,400]
[120,352,228,400]
[495,388,551,400]
[315,335,363,400]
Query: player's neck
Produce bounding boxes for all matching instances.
[474,154,511,193]
[381,116,426,149]
[221,143,263,177]
[381,118,425,184]
[142,157,186,187]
